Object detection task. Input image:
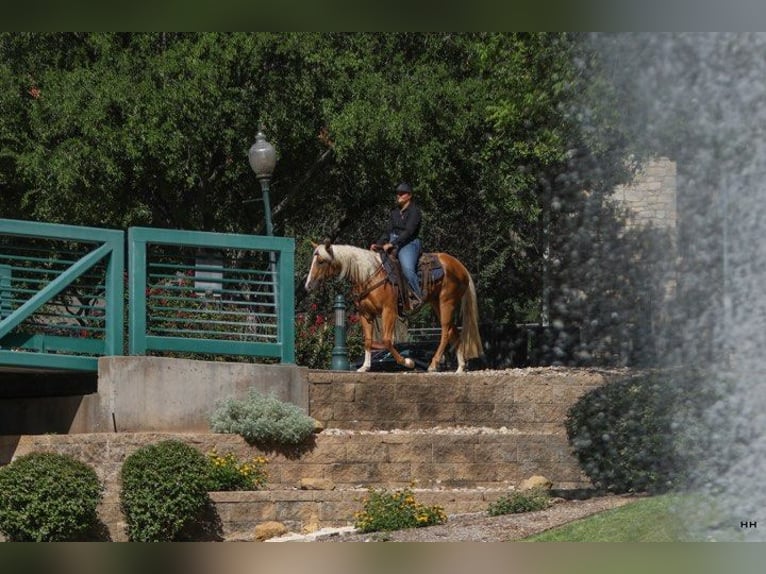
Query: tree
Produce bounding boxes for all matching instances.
[0,33,636,342]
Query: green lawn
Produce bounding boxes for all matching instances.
[524,495,687,542]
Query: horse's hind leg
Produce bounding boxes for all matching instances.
[428,300,460,372]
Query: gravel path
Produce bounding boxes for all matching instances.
[272,493,638,542]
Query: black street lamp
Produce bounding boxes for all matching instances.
[248,126,277,236]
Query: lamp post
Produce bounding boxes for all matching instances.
[331,294,350,370]
[248,126,277,236]
[248,126,279,341]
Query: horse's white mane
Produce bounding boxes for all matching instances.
[317,244,381,284]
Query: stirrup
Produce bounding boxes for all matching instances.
[406,293,423,313]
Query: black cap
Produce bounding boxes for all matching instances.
[395,182,412,195]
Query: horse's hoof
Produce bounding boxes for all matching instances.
[356,366,370,373]
[455,366,464,374]
[428,365,438,372]
[404,358,415,369]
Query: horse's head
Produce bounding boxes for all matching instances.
[304,239,339,291]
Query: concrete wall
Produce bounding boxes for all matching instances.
[0,357,309,435]
[98,357,309,433]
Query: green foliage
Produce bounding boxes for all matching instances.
[0,452,103,542]
[205,449,268,491]
[487,488,552,516]
[565,372,690,494]
[0,32,638,333]
[119,440,210,542]
[209,387,316,445]
[353,486,447,533]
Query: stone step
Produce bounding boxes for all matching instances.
[7,429,589,495]
[308,368,610,431]
[98,486,518,542]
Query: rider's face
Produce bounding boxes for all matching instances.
[396,192,411,207]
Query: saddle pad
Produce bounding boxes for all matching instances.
[419,253,444,282]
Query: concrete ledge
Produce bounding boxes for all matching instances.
[0,357,309,434]
[99,357,309,433]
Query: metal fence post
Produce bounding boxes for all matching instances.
[331,294,350,370]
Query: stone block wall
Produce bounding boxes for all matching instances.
[0,367,618,539]
[308,368,616,432]
[614,157,677,229]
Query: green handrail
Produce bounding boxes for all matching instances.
[128,227,295,364]
[0,219,296,372]
[0,218,124,371]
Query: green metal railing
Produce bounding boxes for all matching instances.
[128,227,295,363]
[0,219,124,371]
[0,219,295,372]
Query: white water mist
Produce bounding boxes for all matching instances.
[591,32,766,541]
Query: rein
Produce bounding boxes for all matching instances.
[350,262,388,304]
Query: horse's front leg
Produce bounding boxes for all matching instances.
[356,315,375,372]
[381,308,414,369]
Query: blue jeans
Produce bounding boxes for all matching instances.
[393,236,422,299]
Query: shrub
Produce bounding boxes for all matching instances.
[353,486,447,533]
[120,440,210,542]
[0,452,103,541]
[487,488,552,516]
[209,387,316,445]
[205,449,268,491]
[565,371,693,494]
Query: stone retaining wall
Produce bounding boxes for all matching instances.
[3,430,589,540]
[1,367,619,540]
[308,368,618,431]
[209,488,512,539]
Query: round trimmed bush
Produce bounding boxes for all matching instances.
[119,440,210,542]
[565,371,699,494]
[0,452,103,541]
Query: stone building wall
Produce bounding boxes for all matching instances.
[614,157,677,229]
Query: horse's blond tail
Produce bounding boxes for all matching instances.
[459,274,483,360]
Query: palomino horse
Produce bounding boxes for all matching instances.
[304,241,483,373]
